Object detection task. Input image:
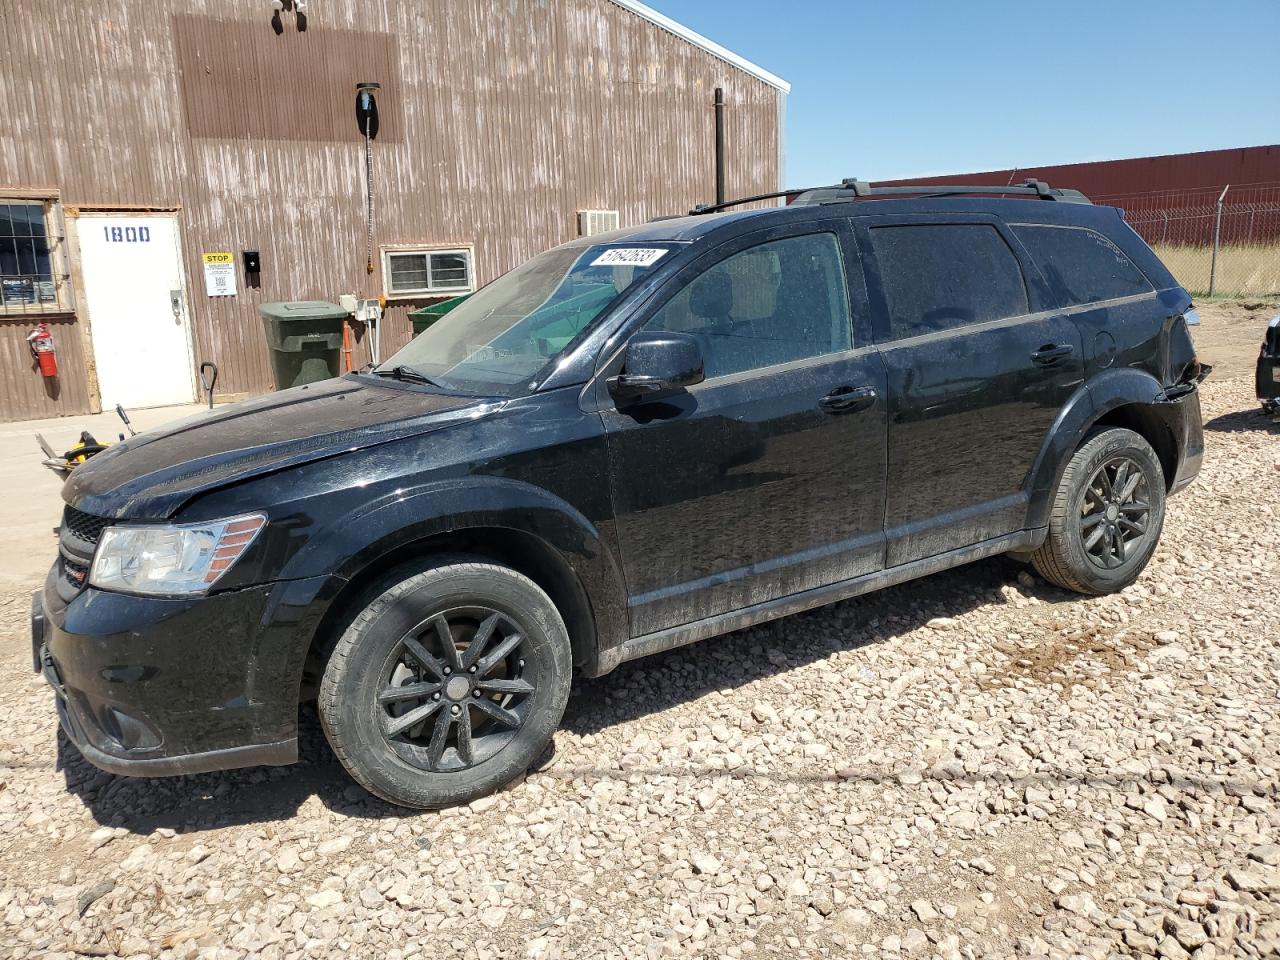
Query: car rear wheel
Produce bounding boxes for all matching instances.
[1030,427,1167,595]
[319,557,571,809]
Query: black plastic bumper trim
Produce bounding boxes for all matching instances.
[63,727,297,778]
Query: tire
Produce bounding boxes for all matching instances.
[1030,427,1166,595]
[319,556,572,809]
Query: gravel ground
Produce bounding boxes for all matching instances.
[0,375,1277,960]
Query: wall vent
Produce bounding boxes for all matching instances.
[578,209,620,237]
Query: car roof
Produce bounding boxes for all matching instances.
[591,196,1126,246]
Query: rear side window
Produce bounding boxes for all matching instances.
[870,224,1028,340]
[1012,224,1153,306]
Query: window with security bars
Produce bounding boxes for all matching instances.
[382,247,474,297]
[0,198,73,315]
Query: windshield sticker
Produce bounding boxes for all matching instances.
[591,248,668,268]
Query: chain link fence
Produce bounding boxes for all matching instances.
[1101,183,1280,298]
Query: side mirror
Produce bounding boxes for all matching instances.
[607,331,705,404]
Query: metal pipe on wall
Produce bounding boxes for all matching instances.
[714,87,726,207]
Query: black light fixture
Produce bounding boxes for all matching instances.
[242,250,261,288]
[356,82,382,275]
[356,81,380,138]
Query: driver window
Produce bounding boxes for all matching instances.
[643,232,852,379]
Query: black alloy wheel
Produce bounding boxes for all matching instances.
[379,608,536,772]
[1078,455,1152,570]
[1029,427,1166,595]
[319,558,572,809]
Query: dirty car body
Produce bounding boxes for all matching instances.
[35,189,1205,795]
[1258,314,1280,416]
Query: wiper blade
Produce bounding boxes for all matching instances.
[373,364,441,386]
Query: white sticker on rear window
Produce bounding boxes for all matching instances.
[591,248,667,267]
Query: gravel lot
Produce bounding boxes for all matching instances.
[1,325,1277,959]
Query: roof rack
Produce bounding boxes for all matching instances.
[685,178,1092,216]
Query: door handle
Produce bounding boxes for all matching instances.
[1031,343,1074,366]
[818,385,877,414]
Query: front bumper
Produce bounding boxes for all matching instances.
[35,568,338,777]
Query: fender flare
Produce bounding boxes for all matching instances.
[1024,368,1165,529]
[278,476,629,674]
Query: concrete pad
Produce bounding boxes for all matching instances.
[0,403,212,590]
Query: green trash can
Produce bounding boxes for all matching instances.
[258,301,347,389]
[409,294,471,337]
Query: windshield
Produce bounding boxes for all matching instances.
[375,242,675,395]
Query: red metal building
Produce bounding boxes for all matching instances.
[873,144,1279,207]
[873,145,1280,248]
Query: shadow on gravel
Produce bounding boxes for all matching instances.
[56,705,413,834]
[57,555,1077,834]
[1204,407,1279,433]
[562,555,1062,736]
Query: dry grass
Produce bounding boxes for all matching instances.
[1150,242,1280,297]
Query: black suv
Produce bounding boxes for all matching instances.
[34,180,1205,808]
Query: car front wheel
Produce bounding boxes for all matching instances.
[1030,427,1167,595]
[319,557,572,809]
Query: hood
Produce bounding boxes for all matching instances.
[65,376,500,519]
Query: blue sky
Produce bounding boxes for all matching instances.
[645,0,1280,186]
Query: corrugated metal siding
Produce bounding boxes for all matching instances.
[0,317,93,420]
[0,0,782,420]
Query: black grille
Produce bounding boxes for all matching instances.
[62,506,110,545]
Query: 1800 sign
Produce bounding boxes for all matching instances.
[102,225,151,243]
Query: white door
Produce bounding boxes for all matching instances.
[79,214,197,409]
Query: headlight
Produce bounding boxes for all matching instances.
[89,513,266,596]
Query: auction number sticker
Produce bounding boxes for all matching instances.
[591,248,667,267]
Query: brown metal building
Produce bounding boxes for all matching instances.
[0,0,788,421]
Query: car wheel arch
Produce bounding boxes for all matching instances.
[285,479,628,705]
[1025,369,1174,528]
[297,525,605,706]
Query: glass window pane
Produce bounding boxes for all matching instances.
[12,204,42,238]
[870,224,1028,340]
[0,237,17,275]
[1013,224,1153,305]
[17,237,36,276]
[428,252,469,288]
[9,205,30,238]
[389,254,429,290]
[32,235,51,281]
[644,232,852,379]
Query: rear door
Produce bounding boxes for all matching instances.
[856,215,1085,566]
[1008,222,1158,377]
[597,221,888,636]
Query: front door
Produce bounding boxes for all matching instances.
[599,224,888,637]
[79,213,196,409]
[859,216,1085,566]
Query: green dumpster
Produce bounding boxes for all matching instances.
[258,301,347,389]
[409,294,471,337]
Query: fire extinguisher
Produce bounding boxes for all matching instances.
[27,322,58,378]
